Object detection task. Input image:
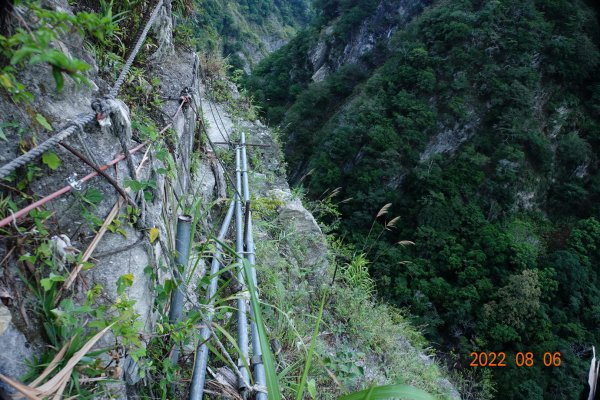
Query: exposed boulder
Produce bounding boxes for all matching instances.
[0,304,36,396]
[268,188,328,281]
[150,0,175,62]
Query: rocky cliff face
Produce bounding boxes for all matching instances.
[0,1,458,398]
[0,2,205,395]
[308,0,430,82]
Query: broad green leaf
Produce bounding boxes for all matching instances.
[42,151,61,170]
[10,46,37,65]
[0,74,12,89]
[35,113,53,130]
[40,273,65,291]
[116,273,134,295]
[124,179,144,192]
[40,278,54,291]
[337,384,436,400]
[81,261,94,271]
[83,188,103,205]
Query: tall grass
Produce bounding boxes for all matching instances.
[295,288,327,400]
[342,253,375,297]
[242,259,282,400]
[241,258,436,400]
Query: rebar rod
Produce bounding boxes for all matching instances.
[235,146,251,391]
[189,200,235,400]
[0,142,146,228]
[169,214,193,365]
[59,142,137,209]
[241,132,267,399]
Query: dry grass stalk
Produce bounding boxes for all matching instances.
[29,337,75,388]
[376,203,392,218]
[64,147,150,289]
[64,195,125,289]
[588,346,599,400]
[299,168,315,183]
[326,187,342,200]
[386,216,401,230]
[0,324,113,399]
[205,367,242,400]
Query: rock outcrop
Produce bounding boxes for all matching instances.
[308,0,431,82]
[0,4,215,397]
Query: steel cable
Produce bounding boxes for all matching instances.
[109,0,164,98]
[0,98,187,228]
[0,0,164,180]
[0,113,95,179]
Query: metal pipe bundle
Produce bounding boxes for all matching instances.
[169,214,193,365]
[241,132,267,400]
[189,201,236,399]
[188,138,268,398]
[235,146,251,391]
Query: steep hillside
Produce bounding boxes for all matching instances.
[0,1,458,399]
[185,0,313,72]
[246,0,600,398]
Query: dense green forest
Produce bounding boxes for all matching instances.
[246,0,600,398]
[181,0,312,70]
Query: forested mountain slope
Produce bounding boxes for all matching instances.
[246,0,600,398]
[186,0,313,72]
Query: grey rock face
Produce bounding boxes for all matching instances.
[0,304,10,335]
[0,20,216,397]
[150,0,175,62]
[90,229,154,323]
[311,64,331,82]
[267,189,328,281]
[310,39,329,75]
[268,189,322,237]
[309,0,430,81]
[200,85,234,147]
[0,305,35,395]
[419,116,480,162]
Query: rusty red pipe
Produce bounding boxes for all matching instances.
[0,142,146,228]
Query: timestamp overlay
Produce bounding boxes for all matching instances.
[469,351,562,367]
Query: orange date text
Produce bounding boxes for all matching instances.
[469,352,561,367]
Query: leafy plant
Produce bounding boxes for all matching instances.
[341,253,374,297]
[0,2,120,100]
[124,178,157,201]
[338,384,435,400]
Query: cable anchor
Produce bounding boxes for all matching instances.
[66,173,83,191]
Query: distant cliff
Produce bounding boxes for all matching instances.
[189,0,313,73]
